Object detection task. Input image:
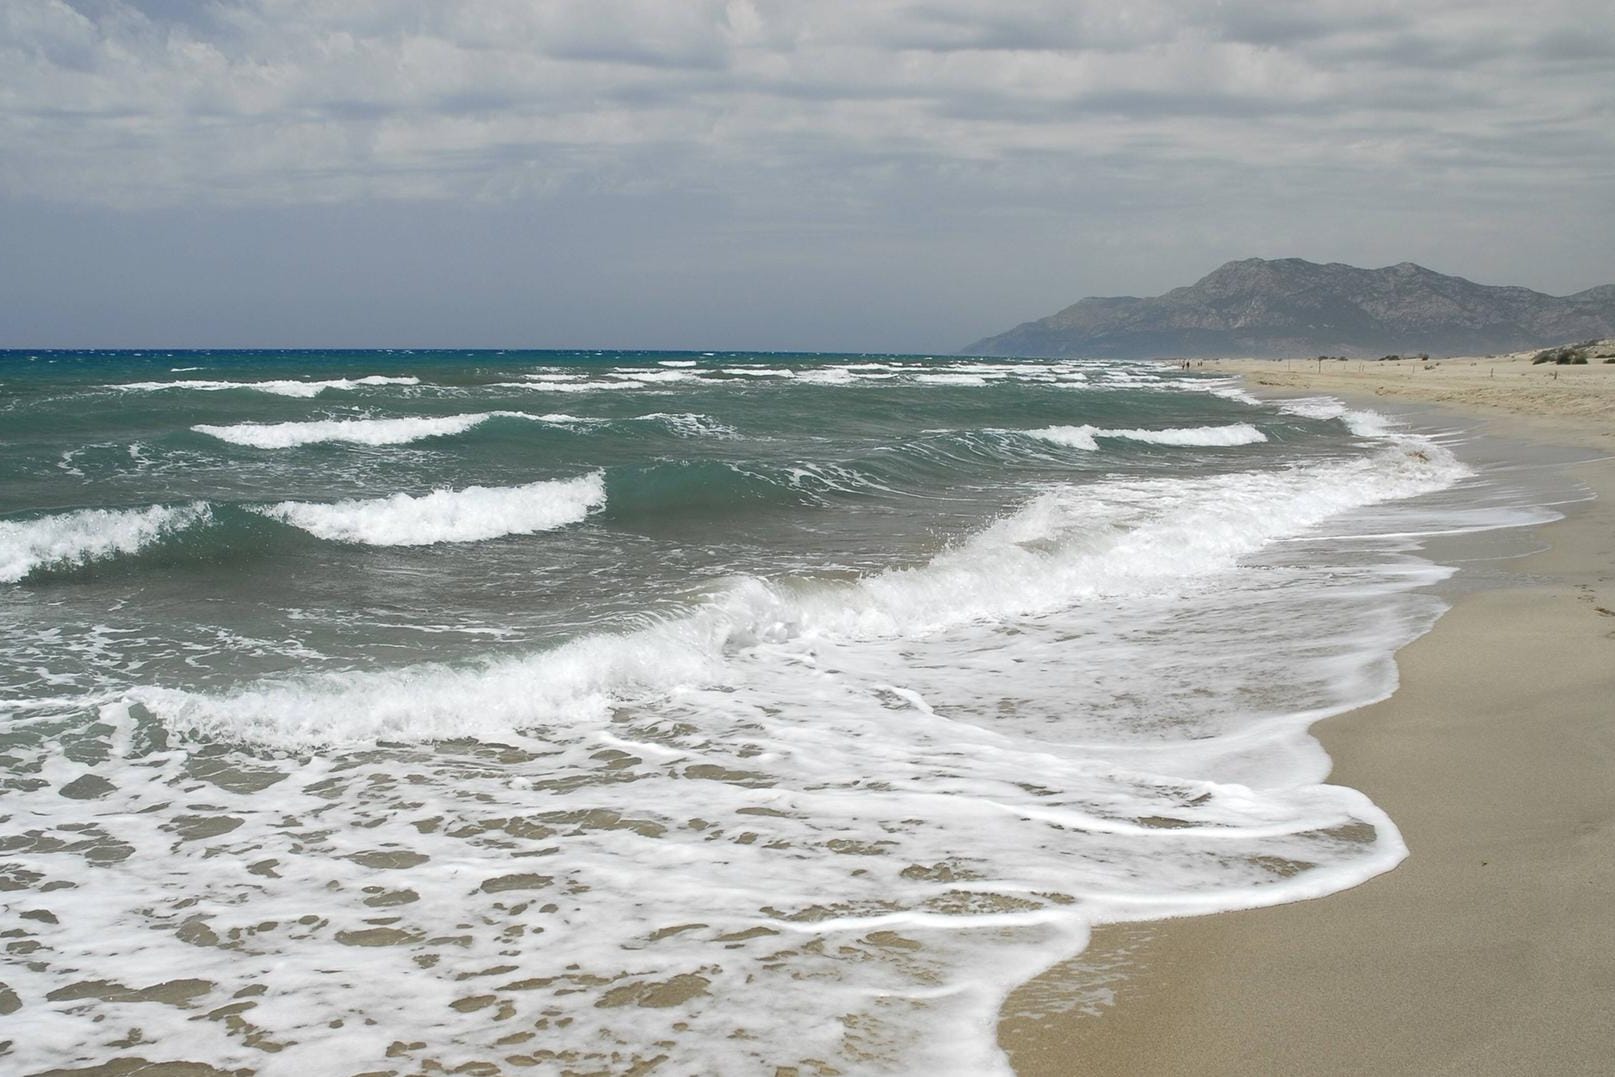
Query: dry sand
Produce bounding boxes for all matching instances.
[1206,349,1615,451]
[998,351,1615,1076]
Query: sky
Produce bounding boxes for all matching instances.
[2,0,1612,351]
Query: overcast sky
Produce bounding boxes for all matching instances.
[3,0,1612,351]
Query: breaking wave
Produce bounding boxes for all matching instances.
[138,440,1468,745]
[257,473,607,546]
[1027,423,1268,451]
[113,375,420,397]
[1,503,211,583]
[194,411,734,448]
[195,412,506,448]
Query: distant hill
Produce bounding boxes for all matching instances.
[964,258,1615,359]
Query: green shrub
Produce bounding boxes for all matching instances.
[1532,346,1584,365]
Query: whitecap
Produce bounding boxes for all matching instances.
[112,375,419,397]
[157,441,1467,745]
[258,473,606,546]
[915,373,992,386]
[195,413,503,448]
[795,367,857,385]
[1,503,210,583]
[612,370,693,383]
[1027,423,1267,450]
[502,380,644,392]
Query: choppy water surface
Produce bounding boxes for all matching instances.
[0,350,1558,1074]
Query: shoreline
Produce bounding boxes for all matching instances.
[999,356,1615,1074]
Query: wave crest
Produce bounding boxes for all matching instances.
[114,375,419,397]
[258,473,606,546]
[196,413,498,448]
[1028,423,1268,451]
[1,503,210,583]
[140,442,1467,745]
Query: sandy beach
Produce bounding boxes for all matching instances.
[1000,351,1615,1075]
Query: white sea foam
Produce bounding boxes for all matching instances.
[658,360,699,367]
[259,473,606,546]
[1336,408,1398,438]
[1028,422,1268,451]
[637,412,737,437]
[193,411,717,448]
[153,441,1465,743]
[796,367,857,385]
[1,503,209,582]
[4,360,1572,1077]
[1026,425,1103,450]
[195,412,503,448]
[505,379,644,392]
[197,410,729,447]
[1214,394,1399,438]
[950,363,1029,374]
[916,372,993,386]
[612,369,693,383]
[104,440,1468,1074]
[113,375,419,397]
[17,432,1526,1077]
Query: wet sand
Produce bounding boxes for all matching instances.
[999,354,1615,1075]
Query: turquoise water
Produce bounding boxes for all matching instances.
[0,350,1552,1073]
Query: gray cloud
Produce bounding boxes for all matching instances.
[4,0,1609,204]
[1,0,1611,348]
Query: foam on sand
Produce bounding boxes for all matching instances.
[258,473,606,546]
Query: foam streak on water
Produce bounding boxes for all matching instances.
[0,350,1565,1075]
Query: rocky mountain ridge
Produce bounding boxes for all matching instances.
[965,258,1615,359]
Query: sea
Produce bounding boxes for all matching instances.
[0,349,1571,1074]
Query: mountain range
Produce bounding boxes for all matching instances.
[964,258,1615,359]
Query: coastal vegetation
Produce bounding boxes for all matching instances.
[1531,339,1615,364]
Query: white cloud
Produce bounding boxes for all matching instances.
[0,0,1609,209]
